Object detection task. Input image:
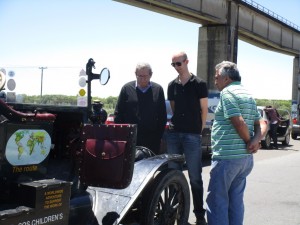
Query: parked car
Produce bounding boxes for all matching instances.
[257,106,292,149]
[105,113,115,124]
[291,117,300,140]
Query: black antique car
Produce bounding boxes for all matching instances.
[0,59,190,225]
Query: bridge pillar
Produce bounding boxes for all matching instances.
[197,25,238,91]
[292,56,300,119]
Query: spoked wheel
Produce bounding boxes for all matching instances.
[141,169,190,225]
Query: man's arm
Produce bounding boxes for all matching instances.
[114,88,126,123]
[200,97,208,132]
[230,115,251,143]
[157,87,167,138]
[170,100,175,113]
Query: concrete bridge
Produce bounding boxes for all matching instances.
[114,0,300,102]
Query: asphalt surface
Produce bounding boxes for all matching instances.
[186,138,300,225]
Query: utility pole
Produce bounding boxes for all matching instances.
[39,66,47,100]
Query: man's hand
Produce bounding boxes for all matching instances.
[247,139,261,154]
[247,119,268,154]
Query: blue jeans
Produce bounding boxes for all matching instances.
[166,132,205,219]
[206,155,254,225]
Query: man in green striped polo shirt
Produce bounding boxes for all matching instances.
[206,61,267,225]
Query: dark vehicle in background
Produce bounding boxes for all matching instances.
[291,117,300,139]
[257,106,292,149]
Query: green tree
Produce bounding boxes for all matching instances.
[255,99,292,113]
[17,95,293,117]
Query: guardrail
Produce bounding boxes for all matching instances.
[241,0,300,31]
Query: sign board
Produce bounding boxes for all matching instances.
[207,91,220,122]
[77,96,87,107]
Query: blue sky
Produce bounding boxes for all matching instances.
[0,0,299,100]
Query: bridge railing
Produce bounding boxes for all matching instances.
[241,0,300,31]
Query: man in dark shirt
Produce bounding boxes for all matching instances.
[167,51,208,225]
[114,62,167,155]
[264,105,281,149]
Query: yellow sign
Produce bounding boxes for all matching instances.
[79,89,86,96]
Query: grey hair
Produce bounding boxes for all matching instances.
[135,62,153,75]
[215,61,241,81]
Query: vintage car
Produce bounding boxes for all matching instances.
[0,59,190,225]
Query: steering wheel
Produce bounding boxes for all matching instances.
[0,71,6,91]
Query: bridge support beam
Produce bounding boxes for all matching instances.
[292,56,300,119]
[197,25,238,91]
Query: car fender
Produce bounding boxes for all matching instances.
[70,154,185,225]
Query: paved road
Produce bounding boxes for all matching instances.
[186,138,300,225]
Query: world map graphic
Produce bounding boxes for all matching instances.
[6,129,52,166]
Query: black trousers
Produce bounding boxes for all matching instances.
[270,123,279,147]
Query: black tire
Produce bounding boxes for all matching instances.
[261,133,271,149]
[282,133,290,145]
[292,134,297,140]
[141,169,190,225]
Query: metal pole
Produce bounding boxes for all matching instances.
[39,67,47,100]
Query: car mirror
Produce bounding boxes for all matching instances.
[99,68,110,85]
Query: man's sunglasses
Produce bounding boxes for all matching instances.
[171,61,184,67]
